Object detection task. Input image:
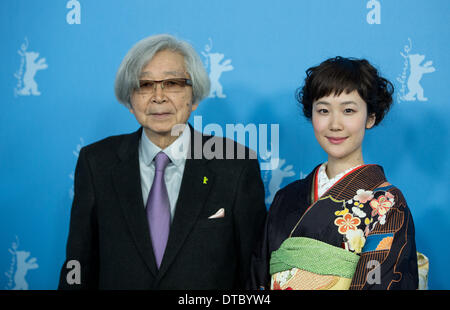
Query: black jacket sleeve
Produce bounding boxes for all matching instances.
[233,159,267,288]
[58,147,99,289]
[247,190,284,290]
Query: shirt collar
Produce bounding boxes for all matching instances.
[318,162,363,187]
[139,125,191,167]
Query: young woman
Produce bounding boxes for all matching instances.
[249,57,418,290]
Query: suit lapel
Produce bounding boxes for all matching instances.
[111,125,216,281]
[156,126,215,280]
[112,127,158,277]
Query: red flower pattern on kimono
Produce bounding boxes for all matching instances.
[370,195,393,217]
[334,213,361,234]
[272,281,281,290]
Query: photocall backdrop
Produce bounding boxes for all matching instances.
[1,0,449,290]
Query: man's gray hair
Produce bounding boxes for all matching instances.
[115,34,210,109]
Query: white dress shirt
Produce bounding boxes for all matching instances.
[138,125,191,222]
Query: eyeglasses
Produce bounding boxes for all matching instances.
[136,78,193,94]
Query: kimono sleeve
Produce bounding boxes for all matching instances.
[247,190,283,290]
[350,187,419,290]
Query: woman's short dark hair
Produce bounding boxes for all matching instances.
[296,56,394,127]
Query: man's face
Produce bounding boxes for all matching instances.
[129,49,196,144]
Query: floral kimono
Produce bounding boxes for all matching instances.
[248,164,418,290]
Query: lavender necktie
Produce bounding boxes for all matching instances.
[146,151,171,269]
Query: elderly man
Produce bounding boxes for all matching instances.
[58,34,267,289]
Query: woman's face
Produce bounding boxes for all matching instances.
[312,90,376,165]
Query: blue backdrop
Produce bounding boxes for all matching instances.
[1,0,449,290]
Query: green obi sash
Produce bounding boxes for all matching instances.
[270,237,360,279]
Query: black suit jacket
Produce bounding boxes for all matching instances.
[58,125,267,289]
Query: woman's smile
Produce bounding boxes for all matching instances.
[326,136,348,144]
